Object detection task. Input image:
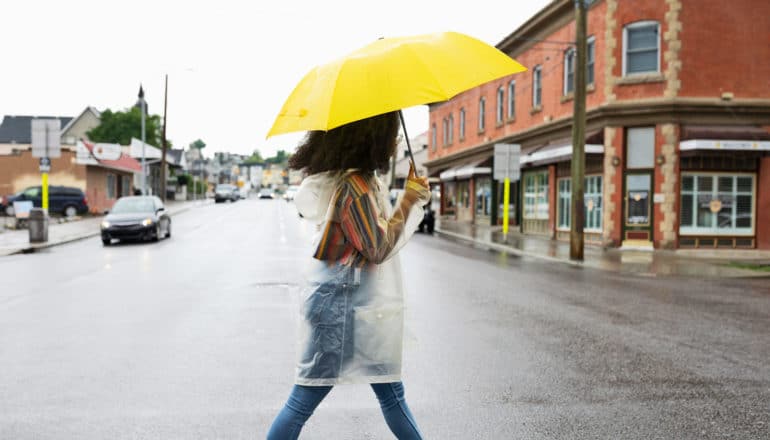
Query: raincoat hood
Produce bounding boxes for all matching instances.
[294,172,338,224]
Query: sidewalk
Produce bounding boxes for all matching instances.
[435,219,770,278]
[0,199,210,257]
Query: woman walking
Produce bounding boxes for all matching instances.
[266,111,431,440]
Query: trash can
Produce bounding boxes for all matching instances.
[28,208,49,243]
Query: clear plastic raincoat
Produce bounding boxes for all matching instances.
[293,170,430,386]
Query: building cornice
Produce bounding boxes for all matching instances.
[425,98,770,171]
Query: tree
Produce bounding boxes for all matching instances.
[266,149,289,164]
[190,139,206,150]
[242,149,264,165]
[87,108,163,146]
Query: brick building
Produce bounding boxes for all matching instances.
[426,0,770,250]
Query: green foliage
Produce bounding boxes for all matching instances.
[176,174,191,186]
[87,108,163,146]
[266,149,289,164]
[190,139,206,149]
[243,149,264,165]
[187,178,207,195]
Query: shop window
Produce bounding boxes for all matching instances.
[680,173,754,235]
[523,171,549,220]
[623,21,660,75]
[459,108,466,139]
[557,175,603,231]
[107,174,117,199]
[443,181,457,213]
[457,180,470,208]
[122,176,131,197]
[475,177,492,217]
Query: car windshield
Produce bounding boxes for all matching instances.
[216,185,234,191]
[111,198,155,214]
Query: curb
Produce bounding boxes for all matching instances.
[434,228,583,268]
[1,203,201,256]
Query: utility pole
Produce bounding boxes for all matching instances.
[139,85,146,195]
[160,74,169,202]
[570,0,587,261]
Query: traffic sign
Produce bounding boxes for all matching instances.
[39,157,51,173]
[31,119,61,158]
[494,143,521,181]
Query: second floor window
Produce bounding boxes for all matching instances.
[448,114,454,144]
[478,97,486,132]
[442,118,448,146]
[564,38,595,95]
[624,21,660,75]
[459,108,466,139]
[533,65,542,108]
[431,123,437,150]
[496,87,504,124]
[507,80,516,119]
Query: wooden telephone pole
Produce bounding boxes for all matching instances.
[570,0,588,261]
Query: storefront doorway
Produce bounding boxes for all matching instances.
[623,172,653,244]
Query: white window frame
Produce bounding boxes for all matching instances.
[587,36,596,85]
[496,86,504,124]
[563,48,576,95]
[507,80,516,119]
[623,21,661,76]
[679,172,756,236]
[533,65,542,108]
[459,108,465,139]
[478,97,486,131]
[556,175,603,232]
[523,170,549,220]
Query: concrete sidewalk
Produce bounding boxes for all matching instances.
[0,199,211,256]
[435,219,770,278]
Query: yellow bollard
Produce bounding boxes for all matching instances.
[502,177,510,237]
[42,172,49,212]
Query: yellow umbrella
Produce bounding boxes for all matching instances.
[267,31,527,167]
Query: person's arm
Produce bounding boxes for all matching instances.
[339,173,429,264]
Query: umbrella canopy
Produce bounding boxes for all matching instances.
[267,31,527,138]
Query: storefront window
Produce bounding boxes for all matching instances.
[107,174,117,199]
[524,171,549,220]
[475,177,492,217]
[557,176,603,231]
[443,181,457,213]
[680,173,754,235]
[457,180,470,208]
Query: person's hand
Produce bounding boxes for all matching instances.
[406,163,428,190]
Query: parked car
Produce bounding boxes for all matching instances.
[214,184,239,203]
[283,185,299,201]
[2,185,88,217]
[100,196,170,245]
[259,187,274,199]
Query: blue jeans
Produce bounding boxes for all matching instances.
[266,381,423,440]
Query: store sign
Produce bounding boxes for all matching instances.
[680,139,770,151]
[92,143,122,160]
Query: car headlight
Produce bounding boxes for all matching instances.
[101,220,110,229]
[142,218,154,227]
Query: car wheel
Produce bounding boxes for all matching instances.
[152,225,160,242]
[102,238,110,246]
[5,205,14,216]
[64,205,77,218]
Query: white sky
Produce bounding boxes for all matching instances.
[1,0,549,158]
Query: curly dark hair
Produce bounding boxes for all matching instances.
[288,112,399,175]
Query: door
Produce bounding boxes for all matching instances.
[623,172,653,242]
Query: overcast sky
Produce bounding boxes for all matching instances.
[1,0,549,158]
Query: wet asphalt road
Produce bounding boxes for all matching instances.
[0,198,768,440]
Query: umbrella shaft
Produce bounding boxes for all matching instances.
[398,111,418,175]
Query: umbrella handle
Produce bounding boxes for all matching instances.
[398,110,418,176]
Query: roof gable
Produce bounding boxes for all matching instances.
[0,115,74,143]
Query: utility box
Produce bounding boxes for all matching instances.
[28,208,49,243]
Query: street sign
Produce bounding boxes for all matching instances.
[31,119,61,158]
[92,143,122,160]
[494,143,521,181]
[39,157,51,173]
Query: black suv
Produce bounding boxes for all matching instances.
[2,185,89,217]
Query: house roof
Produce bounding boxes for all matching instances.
[0,115,74,143]
[82,140,142,173]
[166,148,184,165]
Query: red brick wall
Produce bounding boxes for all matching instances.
[756,157,770,249]
[607,126,625,246]
[679,0,770,99]
[85,167,132,214]
[429,1,609,163]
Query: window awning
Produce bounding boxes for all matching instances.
[439,158,490,181]
[520,141,604,166]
